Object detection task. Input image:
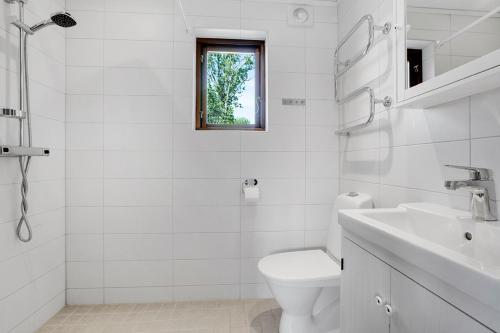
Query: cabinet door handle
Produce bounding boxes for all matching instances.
[384,304,394,317]
[375,296,384,306]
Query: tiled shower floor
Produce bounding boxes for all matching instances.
[38,299,281,333]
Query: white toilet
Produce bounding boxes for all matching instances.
[258,193,373,333]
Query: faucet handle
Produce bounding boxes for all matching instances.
[445,165,491,181]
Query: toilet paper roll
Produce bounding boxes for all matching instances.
[244,187,260,202]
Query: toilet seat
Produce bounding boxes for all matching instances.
[258,250,341,288]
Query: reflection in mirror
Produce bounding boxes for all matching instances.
[406,0,500,88]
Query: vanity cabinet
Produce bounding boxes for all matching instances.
[341,238,494,333]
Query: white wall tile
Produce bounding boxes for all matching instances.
[66,39,103,67]
[104,261,173,287]
[174,152,240,179]
[104,95,172,123]
[241,205,304,231]
[103,68,173,96]
[250,179,305,205]
[105,0,174,14]
[174,259,240,285]
[174,285,239,301]
[104,287,172,304]
[173,206,240,233]
[66,11,104,39]
[104,13,174,41]
[104,179,172,206]
[67,207,103,234]
[66,150,103,179]
[66,95,103,123]
[103,123,172,151]
[104,40,173,69]
[173,180,241,206]
[66,67,103,95]
[104,207,172,234]
[66,235,103,261]
[380,141,470,193]
[241,152,305,179]
[66,179,103,207]
[241,126,306,152]
[173,124,241,151]
[471,137,500,200]
[174,233,240,259]
[104,151,172,179]
[66,289,104,305]
[241,231,304,258]
[67,262,103,288]
[306,178,339,204]
[471,89,500,138]
[104,234,173,261]
[305,204,334,230]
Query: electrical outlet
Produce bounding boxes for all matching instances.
[282,98,306,106]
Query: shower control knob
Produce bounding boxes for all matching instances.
[384,304,394,317]
[375,296,384,306]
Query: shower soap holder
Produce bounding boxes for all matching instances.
[0,146,50,157]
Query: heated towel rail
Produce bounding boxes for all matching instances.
[334,14,393,136]
[335,87,392,136]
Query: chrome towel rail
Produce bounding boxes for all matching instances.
[335,87,392,136]
[334,15,391,80]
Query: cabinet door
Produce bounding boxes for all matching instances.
[390,269,493,333]
[341,238,391,333]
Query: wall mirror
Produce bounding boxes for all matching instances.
[397,0,500,107]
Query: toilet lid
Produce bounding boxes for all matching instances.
[258,250,341,284]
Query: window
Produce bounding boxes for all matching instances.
[196,38,266,130]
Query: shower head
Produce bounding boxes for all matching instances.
[30,12,76,32]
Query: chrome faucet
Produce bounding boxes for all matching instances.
[444,165,497,221]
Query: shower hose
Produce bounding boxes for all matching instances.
[17,33,33,242]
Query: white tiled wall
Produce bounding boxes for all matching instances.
[65,0,338,304]
[0,0,66,331]
[338,0,500,217]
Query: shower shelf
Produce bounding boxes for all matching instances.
[1,108,25,119]
[0,146,50,157]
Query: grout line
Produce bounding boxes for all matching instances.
[101,10,105,304]
[171,3,177,302]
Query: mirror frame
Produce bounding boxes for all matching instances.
[396,0,500,108]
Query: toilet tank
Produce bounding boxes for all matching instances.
[326,193,373,260]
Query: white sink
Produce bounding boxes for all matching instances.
[339,203,500,312]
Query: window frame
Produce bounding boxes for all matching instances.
[195,38,266,131]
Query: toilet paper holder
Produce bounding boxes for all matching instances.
[243,179,258,187]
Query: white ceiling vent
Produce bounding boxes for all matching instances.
[287,5,314,26]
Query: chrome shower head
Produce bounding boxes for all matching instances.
[30,11,76,32]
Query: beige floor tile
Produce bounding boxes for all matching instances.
[39,300,279,333]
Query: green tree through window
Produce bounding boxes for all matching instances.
[206,52,255,125]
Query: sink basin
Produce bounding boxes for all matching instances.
[339,203,500,311]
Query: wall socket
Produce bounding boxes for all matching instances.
[282,98,306,106]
